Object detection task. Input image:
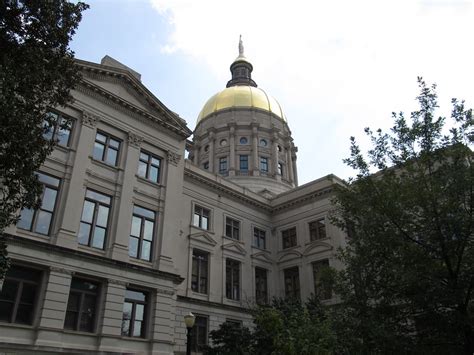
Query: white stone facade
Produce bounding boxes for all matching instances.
[1,55,347,354]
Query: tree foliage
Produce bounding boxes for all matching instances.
[332,78,473,354]
[204,297,335,355]
[0,0,88,279]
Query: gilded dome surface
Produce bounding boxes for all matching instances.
[197,85,286,123]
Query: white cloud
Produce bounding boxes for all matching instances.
[150,0,474,183]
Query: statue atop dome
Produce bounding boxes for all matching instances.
[238,35,244,57]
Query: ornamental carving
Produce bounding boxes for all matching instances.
[81,111,100,127]
[167,151,181,166]
[127,132,143,148]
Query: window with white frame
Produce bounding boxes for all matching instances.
[193,205,210,230]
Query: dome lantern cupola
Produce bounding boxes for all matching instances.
[226,36,257,88]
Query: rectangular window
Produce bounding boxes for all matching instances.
[313,260,332,300]
[78,189,111,249]
[260,157,268,173]
[219,157,228,174]
[129,206,156,261]
[191,315,208,352]
[191,249,209,294]
[225,217,240,240]
[137,151,161,183]
[309,218,327,241]
[253,227,266,249]
[17,172,60,236]
[239,155,248,171]
[0,265,41,325]
[255,267,268,305]
[282,227,297,249]
[92,131,121,166]
[278,162,283,176]
[284,267,300,299]
[64,278,99,332]
[193,205,210,230]
[43,111,72,147]
[226,259,240,301]
[121,288,147,338]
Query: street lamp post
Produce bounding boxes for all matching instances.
[184,312,196,355]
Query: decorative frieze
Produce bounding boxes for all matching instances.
[167,151,181,166]
[81,110,100,127]
[127,131,143,148]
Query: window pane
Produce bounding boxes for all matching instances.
[109,139,120,149]
[57,124,71,147]
[137,161,147,178]
[86,190,110,205]
[92,227,106,249]
[20,283,36,304]
[151,157,160,166]
[122,302,132,320]
[121,319,131,336]
[96,205,109,228]
[135,304,144,321]
[131,216,141,237]
[66,292,81,312]
[141,241,151,261]
[17,209,34,230]
[96,133,107,143]
[41,187,57,212]
[78,223,91,245]
[0,281,18,302]
[193,214,200,227]
[133,206,155,219]
[133,320,143,337]
[37,173,60,187]
[34,210,52,235]
[149,166,159,182]
[129,237,138,258]
[202,216,208,230]
[106,148,118,165]
[93,142,104,161]
[139,152,149,161]
[80,294,96,332]
[15,304,34,324]
[81,201,94,223]
[143,220,154,241]
[125,290,146,302]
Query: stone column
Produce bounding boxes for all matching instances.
[98,279,127,352]
[251,123,259,176]
[109,132,142,261]
[286,143,294,184]
[193,143,200,166]
[228,124,236,176]
[35,267,72,347]
[208,130,215,173]
[292,148,298,186]
[150,288,177,354]
[56,111,99,249]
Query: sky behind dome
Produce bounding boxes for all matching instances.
[70,0,474,184]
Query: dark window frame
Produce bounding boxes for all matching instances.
[17,172,60,236]
[43,111,73,147]
[121,288,148,338]
[284,266,300,299]
[129,206,156,261]
[92,131,121,166]
[255,267,268,305]
[253,227,266,249]
[225,217,240,240]
[193,205,210,230]
[282,227,297,249]
[0,265,42,325]
[312,259,332,300]
[225,259,240,301]
[191,315,208,352]
[239,155,249,171]
[64,277,100,333]
[309,218,327,241]
[137,150,161,184]
[191,249,209,294]
[219,156,228,174]
[79,189,111,250]
[260,156,268,173]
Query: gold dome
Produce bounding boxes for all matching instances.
[197,86,286,123]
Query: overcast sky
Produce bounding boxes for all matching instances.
[70,0,474,184]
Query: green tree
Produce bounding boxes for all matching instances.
[204,297,335,355]
[0,0,88,280]
[332,78,473,354]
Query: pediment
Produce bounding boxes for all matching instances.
[222,241,246,256]
[303,241,333,256]
[188,232,217,247]
[278,250,303,263]
[251,251,273,264]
